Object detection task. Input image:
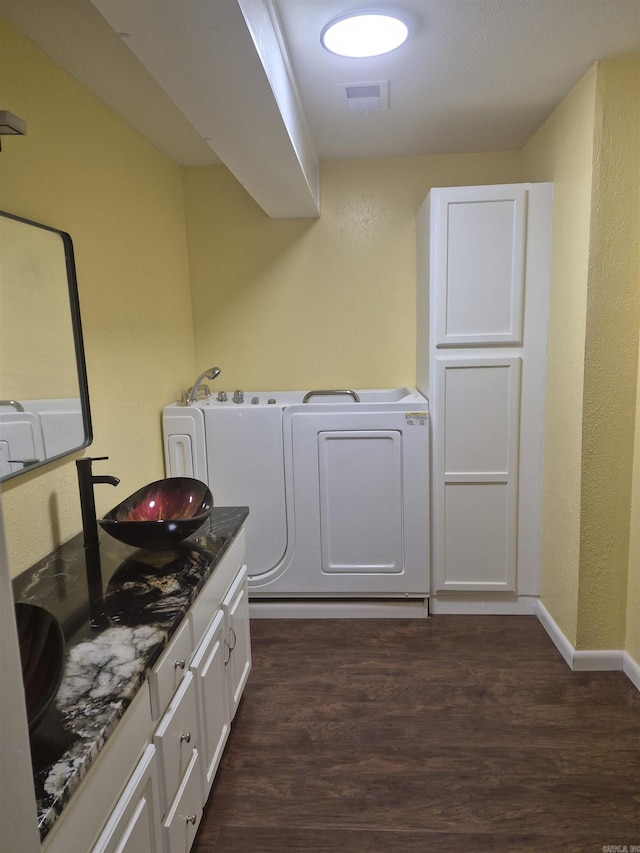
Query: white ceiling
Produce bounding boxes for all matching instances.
[278,0,640,158]
[2,0,639,217]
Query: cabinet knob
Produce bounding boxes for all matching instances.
[174,658,186,670]
[186,814,197,825]
[180,732,192,744]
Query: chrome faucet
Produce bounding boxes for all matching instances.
[186,366,221,405]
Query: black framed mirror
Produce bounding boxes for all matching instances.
[0,211,92,483]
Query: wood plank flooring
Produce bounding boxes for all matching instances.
[192,617,640,853]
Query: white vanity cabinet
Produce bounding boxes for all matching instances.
[42,528,250,853]
[417,184,553,612]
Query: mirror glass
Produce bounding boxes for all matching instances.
[0,211,92,483]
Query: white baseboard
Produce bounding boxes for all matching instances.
[536,600,575,667]
[536,600,639,691]
[623,651,640,690]
[249,598,429,619]
[429,594,539,615]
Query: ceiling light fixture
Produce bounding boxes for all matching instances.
[321,11,409,58]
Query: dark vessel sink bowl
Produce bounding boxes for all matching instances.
[15,603,66,731]
[99,477,213,550]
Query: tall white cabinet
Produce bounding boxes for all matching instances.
[416,183,553,613]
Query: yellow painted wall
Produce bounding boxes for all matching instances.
[0,19,197,576]
[183,153,523,391]
[613,57,640,664]
[628,340,640,663]
[522,65,598,646]
[577,57,640,649]
[523,57,640,653]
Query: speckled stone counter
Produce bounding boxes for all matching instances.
[12,506,249,843]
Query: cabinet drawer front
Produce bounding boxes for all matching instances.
[153,672,199,813]
[162,749,202,853]
[148,618,193,720]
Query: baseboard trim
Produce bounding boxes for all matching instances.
[429,594,539,615]
[536,601,639,691]
[249,598,429,619]
[536,600,574,667]
[623,651,640,691]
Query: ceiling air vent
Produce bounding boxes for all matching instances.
[341,81,389,112]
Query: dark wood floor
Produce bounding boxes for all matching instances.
[192,617,640,853]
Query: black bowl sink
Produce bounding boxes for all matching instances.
[99,477,213,550]
[15,603,66,731]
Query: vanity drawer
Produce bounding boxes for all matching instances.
[162,749,202,853]
[148,618,193,720]
[153,671,200,815]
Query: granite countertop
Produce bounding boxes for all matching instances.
[12,505,249,843]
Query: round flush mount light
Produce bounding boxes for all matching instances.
[321,11,409,58]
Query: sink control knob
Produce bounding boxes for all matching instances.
[217,390,228,402]
[268,398,276,405]
[233,390,244,404]
[251,396,259,405]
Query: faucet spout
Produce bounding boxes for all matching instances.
[186,366,221,405]
[76,457,119,549]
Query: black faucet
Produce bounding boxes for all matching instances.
[76,457,119,629]
[76,457,120,548]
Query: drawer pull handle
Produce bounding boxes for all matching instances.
[186,814,197,825]
[175,658,186,670]
[180,732,192,744]
[223,639,231,665]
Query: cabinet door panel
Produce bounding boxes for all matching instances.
[444,482,513,588]
[222,566,252,720]
[434,185,527,346]
[92,745,162,853]
[434,356,520,592]
[318,430,403,573]
[190,609,230,801]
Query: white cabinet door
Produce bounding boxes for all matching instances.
[433,356,521,592]
[91,745,162,853]
[189,609,231,801]
[222,565,252,720]
[432,184,527,347]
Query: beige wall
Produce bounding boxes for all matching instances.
[183,153,523,391]
[578,58,640,649]
[628,341,640,664]
[522,65,598,645]
[618,58,640,664]
[523,57,640,652]
[0,19,197,576]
